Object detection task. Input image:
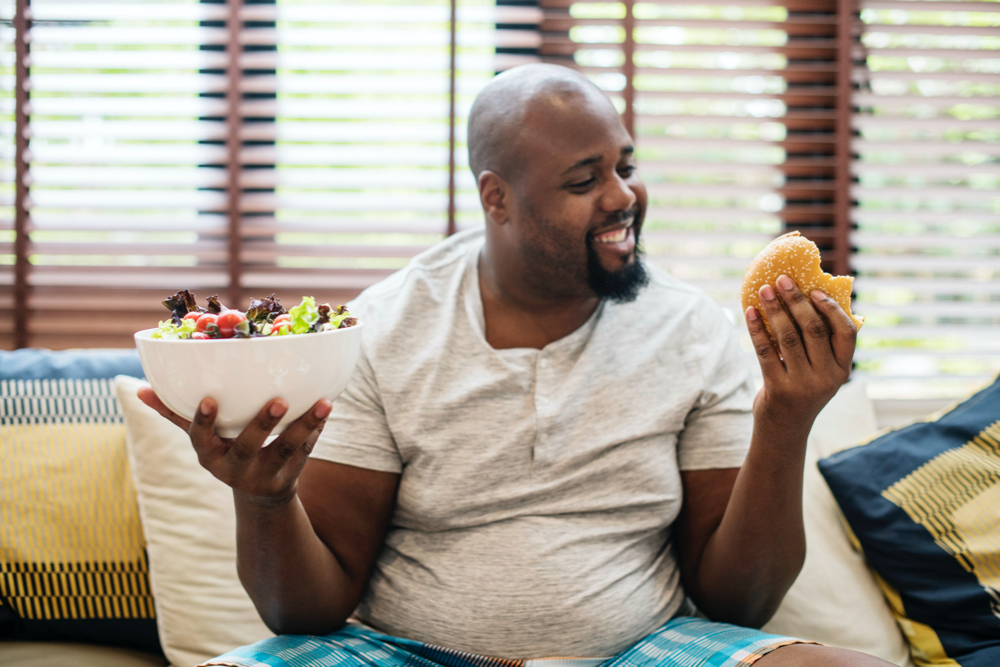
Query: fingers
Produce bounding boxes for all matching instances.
[757,283,809,370]
[261,399,332,470]
[227,399,290,460]
[165,393,334,489]
[187,397,223,458]
[774,275,834,365]
[810,290,858,372]
[187,396,330,471]
[745,306,783,379]
[136,386,192,431]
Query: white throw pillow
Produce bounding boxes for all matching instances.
[762,380,913,666]
[115,375,274,667]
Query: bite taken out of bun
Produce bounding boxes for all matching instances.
[740,231,864,345]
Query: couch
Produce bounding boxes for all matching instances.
[0,348,919,667]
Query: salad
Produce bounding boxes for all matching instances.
[150,290,358,340]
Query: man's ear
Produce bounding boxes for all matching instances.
[477,170,509,227]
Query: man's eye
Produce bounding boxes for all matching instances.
[569,178,596,189]
[618,166,636,177]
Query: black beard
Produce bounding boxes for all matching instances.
[585,232,649,303]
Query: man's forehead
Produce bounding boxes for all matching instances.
[466,64,628,181]
[518,97,631,166]
[520,85,617,126]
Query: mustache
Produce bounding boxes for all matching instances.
[603,206,640,229]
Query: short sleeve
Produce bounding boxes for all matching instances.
[310,342,402,473]
[676,304,755,471]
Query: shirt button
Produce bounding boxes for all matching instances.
[539,357,549,369]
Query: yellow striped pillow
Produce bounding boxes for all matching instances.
[0,378,160,654]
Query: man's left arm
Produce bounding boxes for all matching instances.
[676,275,858,629]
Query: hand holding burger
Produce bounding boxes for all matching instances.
[741,232,861,432]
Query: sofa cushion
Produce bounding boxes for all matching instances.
[819,376,1000,667]
[763,380,912,666]
[115,375,274,667]
[0,640,167,667]
[0,348,144,381]
[0,373,161,655]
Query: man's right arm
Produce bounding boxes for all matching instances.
[234,458,399,635]
[138,389,400,636]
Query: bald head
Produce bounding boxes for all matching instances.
[467,64,623,184]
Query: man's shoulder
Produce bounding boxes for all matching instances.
[348,228,481,331]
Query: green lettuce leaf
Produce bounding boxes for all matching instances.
[288,296,319,334]
[150,318,197,340]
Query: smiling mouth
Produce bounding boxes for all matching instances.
[593,224,632,244]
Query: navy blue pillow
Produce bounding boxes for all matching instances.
[0,348,144,380]
[819,377,1000,667]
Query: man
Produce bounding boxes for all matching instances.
[140,64,891,667]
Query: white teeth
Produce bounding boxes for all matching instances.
[595,227,628,244]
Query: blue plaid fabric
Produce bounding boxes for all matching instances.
[201,617,804,667]
[604,618,801,667]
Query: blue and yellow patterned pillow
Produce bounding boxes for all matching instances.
[0,350,160,654]
[819,376,1000,667]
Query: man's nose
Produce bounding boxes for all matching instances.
[601,171,637,213]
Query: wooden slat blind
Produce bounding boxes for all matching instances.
[0,0,505,348]
[2,0,237,349]
[529,0,854,317]
[4,0,996,403]
[525,0,998,399]
[2,0,29,348]
[849,0,1000,400]
[234,0,496,309]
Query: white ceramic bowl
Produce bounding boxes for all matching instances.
[134,323,363,438]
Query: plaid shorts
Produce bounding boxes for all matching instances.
[201,617,808,667]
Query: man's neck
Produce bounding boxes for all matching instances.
[478,250,600,350]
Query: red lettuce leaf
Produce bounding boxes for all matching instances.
[205,295,226,314]
[162,290,199,325]
[246,294,286,323]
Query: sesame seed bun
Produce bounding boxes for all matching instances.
[741,231,864,344]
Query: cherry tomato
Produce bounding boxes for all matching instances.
[217,310,247,338]
[271,321,291,336]
[195,313,218,335]
[191,332,209,340]
[183,311,201,321]
[273,313,290,324]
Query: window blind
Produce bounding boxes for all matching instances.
[532,0,999,401]
[534,0,853,318]
[850,0,1000,400]
[237,0,496,308]
[4,0,995,404]
[2,0,240,349]
[1,0,505,349]
[1,0,28,349]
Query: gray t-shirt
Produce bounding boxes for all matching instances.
[312,228,754,659]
